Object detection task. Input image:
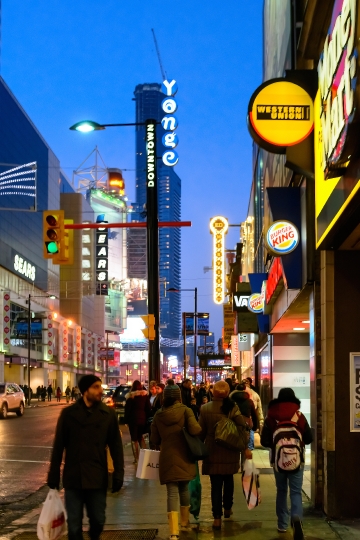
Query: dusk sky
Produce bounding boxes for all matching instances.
[4,1,263,341]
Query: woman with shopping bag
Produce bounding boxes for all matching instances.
[199,380,250,530]
[150,380,201,540]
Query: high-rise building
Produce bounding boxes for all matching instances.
[130,83,181,352]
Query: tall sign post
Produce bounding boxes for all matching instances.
[146,119,160,382]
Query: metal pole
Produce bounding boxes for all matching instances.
[106,331,109,385]
[194,287,198,383]
[146,119,160,382]
[27,294,31,407]
[183,312,186,380]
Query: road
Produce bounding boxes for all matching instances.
[0,401,67,527]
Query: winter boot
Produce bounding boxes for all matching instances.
[167,511,179,540]
[180,506,198,531]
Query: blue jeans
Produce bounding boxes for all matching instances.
[248,429,255,450]
[274,468,304,529]
[65,489,107,540]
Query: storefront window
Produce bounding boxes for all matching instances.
[258,345,271,417]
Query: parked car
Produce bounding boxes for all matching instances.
[108,384,132,422]
[0,383,25,418]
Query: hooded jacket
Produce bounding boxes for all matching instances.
[260,396,313,465]
[150,403,201,484]
[230,390,258,430]
[124,390,151,426]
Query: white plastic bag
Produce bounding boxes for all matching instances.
[136,449,160,480]
[242,459,261,510]
[37,489,67,540]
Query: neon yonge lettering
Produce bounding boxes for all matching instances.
[146,123,156,188]
[161,80,179,167]
[266,257,284,305]
[210,216,228,305]
[318,0,356,171]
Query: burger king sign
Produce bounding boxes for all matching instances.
[266,220,299,256]
[248,293,264,314]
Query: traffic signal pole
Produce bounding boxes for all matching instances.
[146,119,160,383]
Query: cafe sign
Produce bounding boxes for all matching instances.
[266,221,300,255]
[248,79,314,153]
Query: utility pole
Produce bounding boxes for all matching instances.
[27,294,31,407]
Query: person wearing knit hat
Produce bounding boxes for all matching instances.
[261,388,313,538]
[198,379,248,530]
[47,374,124,540]
[151,377,201,539]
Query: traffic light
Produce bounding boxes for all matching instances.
[141,314,156,340]
[43,211,74,264]
[43,211,64,259]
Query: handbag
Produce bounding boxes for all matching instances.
[242,459,261,509]
[214,410,247,452]
[37,489,67,540]
[136,449,160,480]
[182,427,210,461]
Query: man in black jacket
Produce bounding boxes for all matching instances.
[48,375,124,540]
[180,379,192,408]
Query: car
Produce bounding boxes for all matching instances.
[109,384,132,422]
[0,383,25,418]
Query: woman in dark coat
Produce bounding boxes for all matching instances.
[199,380,248,530]
[151,380,201,539]
[124,380,151,464]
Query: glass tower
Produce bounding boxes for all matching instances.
[131,83,181,348]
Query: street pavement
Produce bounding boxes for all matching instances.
[0,404,359,540]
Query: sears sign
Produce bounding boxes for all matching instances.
[266,220,299,256]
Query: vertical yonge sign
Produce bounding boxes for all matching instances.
[210,216,228,304]
[96,221,108,295]
[318,0,357,174]
[161,80,179,166]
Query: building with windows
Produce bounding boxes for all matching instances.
[130,83,182,358]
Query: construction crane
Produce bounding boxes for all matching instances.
[151,28,167,81]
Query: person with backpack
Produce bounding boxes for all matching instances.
[260,388,313,540]
[199,380,249,530]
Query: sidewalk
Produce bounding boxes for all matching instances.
[1,430,347,540]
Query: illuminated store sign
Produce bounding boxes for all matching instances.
[161,79,179,167]
[248,80,314,153]
[318,0,356,174]
[247,292,264,314]
[266,221,300,255]
[266,258,284,305]
[14,254,36,281]
[146,122,157,188]
[96,221,108,296]
[210,216,229,304]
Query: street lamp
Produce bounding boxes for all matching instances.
[167,287,198,382]
[70,118,161,383]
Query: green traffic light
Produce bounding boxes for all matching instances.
[46,241,59,254]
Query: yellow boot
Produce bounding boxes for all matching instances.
[167,511,179,539]
[180,506,198,531]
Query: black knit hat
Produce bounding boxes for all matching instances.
[78,375,101,395]
[163,379,181,401]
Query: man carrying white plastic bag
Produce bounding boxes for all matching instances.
[37,489,67,540]
[46,375,124,540]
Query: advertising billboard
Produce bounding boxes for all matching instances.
[11,318,43,340]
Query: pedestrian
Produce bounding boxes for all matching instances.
[71,387,75,401]
[47,384,53,402]
[199,380,248,530]
[230,383,258,468]
[41,386,46,401]
[47,374,124,540]
[243,378,264,450]
[195,381,210,408]
[65,386,71,403]
[245,376,259,394]
[151,379,201,539]
[74,386,81,400]
[56,387,62,402]
[36,385,41,401]
[260,388,313,539]
[148,380,158,408]
[180,379,192,408]
[201,396,208,406]
[124,380,151,464]
[189,397,199,421]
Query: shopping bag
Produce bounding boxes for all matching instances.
[189,462,202,519]
[37,489,67,540]
[136,449,160,480]
[242,459,261,510]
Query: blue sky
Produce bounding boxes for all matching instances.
[3,1,263,341]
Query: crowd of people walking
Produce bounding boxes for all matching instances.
[47,374,312,540]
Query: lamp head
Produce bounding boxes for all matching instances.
[69,121,105,132]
